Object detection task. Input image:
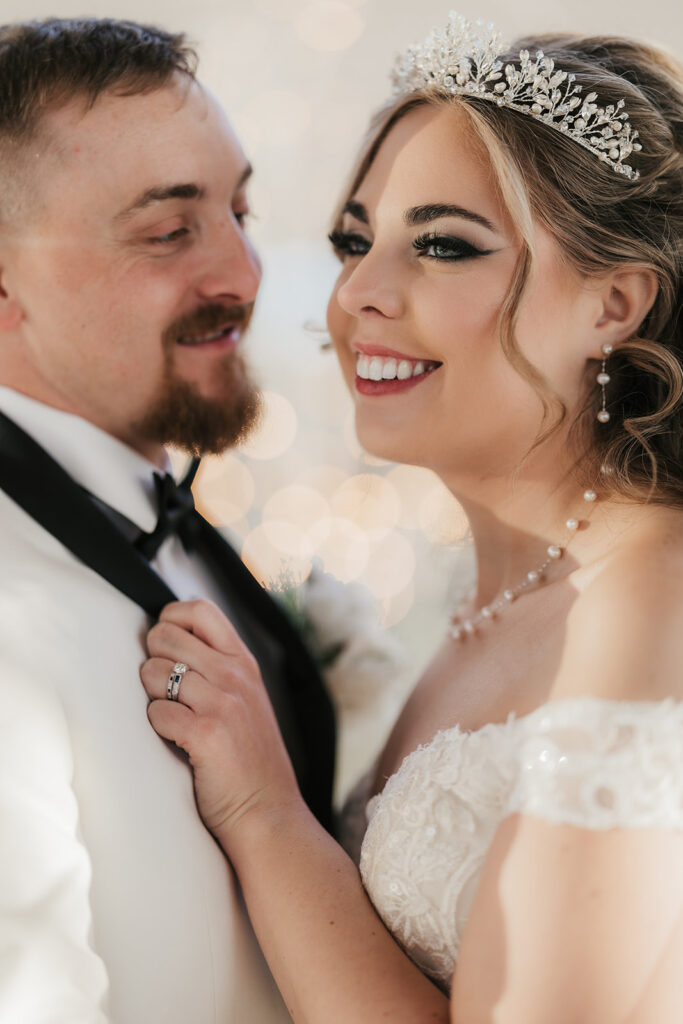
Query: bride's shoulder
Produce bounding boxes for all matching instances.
[556,510,683,705]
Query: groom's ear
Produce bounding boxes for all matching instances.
[0,265,24,332]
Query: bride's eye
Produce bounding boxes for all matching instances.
[413,232,492,261]
[328,229,372,260]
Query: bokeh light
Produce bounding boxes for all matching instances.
[306,516,370,581]
[330,473,401,539]
[385,464,445,529]
[239,391,298,460]
[361,529,416,598]
[241,522,314,586]
[379,580,416,629]
[196,454,256,527]
[262,484,330,531]
[418,485,470,545]
[296,463,349,497]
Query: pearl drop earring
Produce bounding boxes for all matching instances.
[597,343,613,423]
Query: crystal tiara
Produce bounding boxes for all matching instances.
[391,12,642,180]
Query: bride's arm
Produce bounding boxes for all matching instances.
[140,600,449,1024]
[221,799,449,1023]
[451,814,682,1024]
[451,563,683,1024]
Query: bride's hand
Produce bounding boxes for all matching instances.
[140,600,302,850]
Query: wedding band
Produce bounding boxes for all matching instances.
[167,662,188,702]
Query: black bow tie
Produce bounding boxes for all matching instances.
[135,456,202,561]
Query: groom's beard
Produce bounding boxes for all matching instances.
[133,303,262,456]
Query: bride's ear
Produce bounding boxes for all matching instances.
[0,266,24,332]
[592,267,658,354]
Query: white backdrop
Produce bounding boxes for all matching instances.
[5,0,681,785]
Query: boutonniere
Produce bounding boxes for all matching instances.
[272,560,407,718]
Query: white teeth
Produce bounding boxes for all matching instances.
[368,357,384,381]
[181,326,233,345]
[355,353,438,381]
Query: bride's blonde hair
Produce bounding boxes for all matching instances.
[332,34,683,506]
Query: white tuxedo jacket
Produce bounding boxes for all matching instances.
[0,389,295,1023]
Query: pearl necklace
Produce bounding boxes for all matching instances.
[449,488,598,641]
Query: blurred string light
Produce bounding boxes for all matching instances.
[193,380,470,625]
[385,464,441,529]
[262,483,330,530]
[306,516,370,580]
[296,463,348,496]
[197,454,256,527]
[241,521,313,584]
[330,473,401,538]
[239,391,298,460]
[380,580,416,629]
[418,486,470,546]
[363,530,416,598]
[386,464,470,543]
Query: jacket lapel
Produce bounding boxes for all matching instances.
[0,409,175,616]
[194,517,337,829]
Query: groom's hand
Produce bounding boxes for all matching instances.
[140,600,303,851]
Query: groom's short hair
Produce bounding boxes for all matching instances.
[0,17,197,225]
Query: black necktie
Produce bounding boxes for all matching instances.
[135,456,203,561]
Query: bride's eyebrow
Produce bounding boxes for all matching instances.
[405,203,497,233]
[341,200,369,224]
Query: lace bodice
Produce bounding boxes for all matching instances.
[340,698,683,990]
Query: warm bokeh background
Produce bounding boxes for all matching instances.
[8,0,681,790]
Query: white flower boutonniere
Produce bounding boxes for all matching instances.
[272,560,407,717]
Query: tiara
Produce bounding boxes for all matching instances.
[391,12,642,180]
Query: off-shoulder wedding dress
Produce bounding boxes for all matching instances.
[341,697,683,990]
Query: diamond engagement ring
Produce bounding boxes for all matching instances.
[167,662,188,702]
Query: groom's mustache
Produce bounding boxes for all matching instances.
[162,302,255,349]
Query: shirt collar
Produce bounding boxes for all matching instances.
[0,387,169,533]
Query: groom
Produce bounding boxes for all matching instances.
[0,17,334,1024]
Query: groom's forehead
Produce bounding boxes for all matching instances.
[37,82,244,213]
[45,80,208,159]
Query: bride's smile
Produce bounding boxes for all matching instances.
[353,346,442,393]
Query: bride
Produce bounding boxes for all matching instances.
[140,15,682,1023]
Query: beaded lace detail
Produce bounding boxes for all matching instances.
[342,698,683,990]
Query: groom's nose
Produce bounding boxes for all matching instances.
[196,216,262,306]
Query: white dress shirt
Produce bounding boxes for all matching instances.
[0,387,291,1023]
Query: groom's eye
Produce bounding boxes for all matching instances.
[233,206,252,227]
[148,227,190,245]
[328,229,371,260]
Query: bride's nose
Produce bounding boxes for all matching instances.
[335,249,406,321]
